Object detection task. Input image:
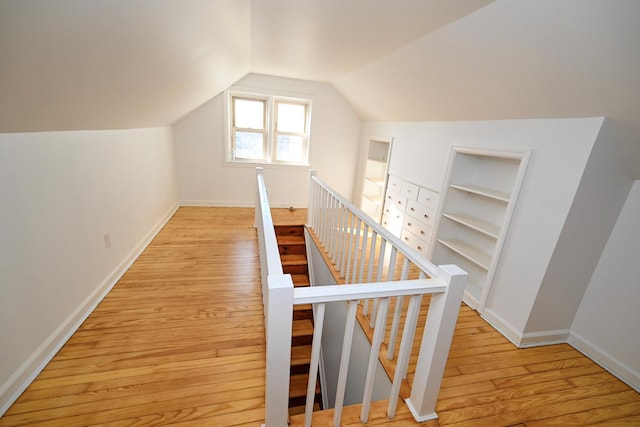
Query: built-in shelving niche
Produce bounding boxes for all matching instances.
[360,138,392,222]
[431,147,530,312]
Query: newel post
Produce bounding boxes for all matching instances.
[263,274,294,427]
[307,170,317,227]
[405,264,467,422]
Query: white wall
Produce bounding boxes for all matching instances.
[173,73,362,208]
[359,118,603,342]
[570,180,640,391]
[306,232,391,408]
[0,128,178,414]
[524,119,634,340]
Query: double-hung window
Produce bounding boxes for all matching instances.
[228,92,311,165]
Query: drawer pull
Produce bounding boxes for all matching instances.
[420,230,425,235]
[417,246,422,250]
[407,222,412,226]
[424,214,429,219]
[397,201,402,205]
[404,237,409,241]
[410,207,415,212]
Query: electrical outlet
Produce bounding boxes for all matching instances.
[104,233,111,249]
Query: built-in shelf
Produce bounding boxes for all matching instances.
[360,139,392,222]
[449,184,510,203]
[442,213,500,239]
[432,147,529,312]
[437,238,491,270]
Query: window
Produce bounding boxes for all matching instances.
[228,92,311,165]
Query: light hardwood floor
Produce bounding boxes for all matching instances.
[2,207,638,426]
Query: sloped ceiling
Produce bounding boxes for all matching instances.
[0,0,251,132]
[1,0,640,177]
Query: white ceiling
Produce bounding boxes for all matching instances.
[1,0,639,175]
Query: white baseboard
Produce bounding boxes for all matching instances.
[0,203,179,416]
[179,199,254,207]
[480,307,524,347]
[179,200,302,209]
[519,329,571,348]
[479,309,639,393]
[569,330,640,393]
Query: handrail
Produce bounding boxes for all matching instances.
[255,167,284,277]
[255,167,294,426]
[308,170,440,279]
[259,168,467,427]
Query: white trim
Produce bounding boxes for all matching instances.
[569,330,640,393]
[519,329,570,348]
[480,307,523,347]
[404,398,438,422]
[179,200,301,209]
[0,203,179,416]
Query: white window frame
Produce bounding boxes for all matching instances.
[225,90,312,166]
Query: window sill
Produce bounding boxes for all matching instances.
[223,160,311,169]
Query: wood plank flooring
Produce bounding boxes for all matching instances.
[2,206,638,426]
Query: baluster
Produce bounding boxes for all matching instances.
[304,303,326,427]
[333,300,358,427]
[387,258,410,359]
[361,297,390,423]
[358,223,369,284]
[338,206,348,275]
[363,231,378,316]
[318,188,327,244]
[370,239,387,328]
[387,294,422,418]
[327,196,336,259]
[345,217,360,283]
[349,217,361,284]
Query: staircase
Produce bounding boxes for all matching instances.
[274,225,322,416]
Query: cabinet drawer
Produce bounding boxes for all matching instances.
[400,181,419,200]
[382,214,403,236]
[417,188,440,210]
[406,200,436,227]
[387,175,403,193]
[402,215,433,242]
[400,229,430,258]
[384,190,407,211]
[383,199,404,222]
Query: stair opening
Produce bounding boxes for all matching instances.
[274,224,323,417]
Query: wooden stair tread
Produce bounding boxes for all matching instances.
[294,303,312,311]
[274,225,305,237]
[289,373,320,398]
[291,274,310,287]
[291,344,312,367]
[292,318,313,337]
[281,254,307,266]
[277,235,305,245]
[289,402,320,417]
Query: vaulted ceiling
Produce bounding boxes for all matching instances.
[1,0,639,174]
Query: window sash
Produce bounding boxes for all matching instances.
[228,91,311,165]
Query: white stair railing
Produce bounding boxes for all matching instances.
[258,169,467,427]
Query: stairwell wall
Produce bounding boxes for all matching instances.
[306,232,392,408]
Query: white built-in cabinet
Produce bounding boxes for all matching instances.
[360,139,392,221]
[431,147,529,311]
[382,175,440,259]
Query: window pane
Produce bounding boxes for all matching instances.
[234,98,264,129]
[276,134,303,162]
[235,131,264,159]
[277,102,306,133]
